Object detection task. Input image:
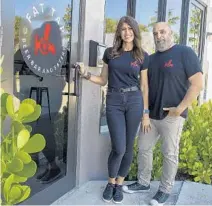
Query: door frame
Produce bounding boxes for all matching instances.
[20,0,81,204]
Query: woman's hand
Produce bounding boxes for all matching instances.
[142,115,151,134]
[76,62,87,77]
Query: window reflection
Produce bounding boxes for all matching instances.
[187,3,203,57]
[13,0,72,199]
[135,0,158,54]
[104,0,128,46]
[166,0,182,44]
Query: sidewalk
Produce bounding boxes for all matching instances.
[52,181,212,205]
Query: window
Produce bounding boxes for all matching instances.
[166,0,182,44]
[187,1,205,59]
[104,0,128,47]
[135,0,158,54]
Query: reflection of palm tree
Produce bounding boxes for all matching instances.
[148,9,180,43]
[167,9,180,43]
[188,7,201,55]
[148,11,157,28]
[63,4,72,41]
[167,9,179,25]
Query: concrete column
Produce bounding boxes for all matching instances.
[76,0,111,185]
[0,0,14,94]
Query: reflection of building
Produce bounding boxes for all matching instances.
[1,0,212,205]
[141,32,155,54]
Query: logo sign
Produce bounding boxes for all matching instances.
[19,3,68,76]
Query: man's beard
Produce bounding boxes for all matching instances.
[155,39,172,52]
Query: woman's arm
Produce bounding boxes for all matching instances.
[140,69,151,133]
[89,63,108,86]
[140,69,149,114]
[78,62,108,86]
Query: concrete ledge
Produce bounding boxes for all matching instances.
[176,181,212,205]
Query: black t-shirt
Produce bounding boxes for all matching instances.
[102,47,149,89]
[148,44,202,120]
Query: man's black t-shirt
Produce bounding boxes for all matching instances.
[102,47,149,89]
[148,44,202,120]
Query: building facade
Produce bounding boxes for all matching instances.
[0,0,211,204]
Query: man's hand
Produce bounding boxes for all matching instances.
[142,115,151,134]
[163,107,183,117]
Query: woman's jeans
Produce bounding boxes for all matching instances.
[106,89,143,178]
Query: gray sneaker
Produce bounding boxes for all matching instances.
[122,182,150,193]
[113,184,123,204]
[102,183,115,202]
[150,190,170,206]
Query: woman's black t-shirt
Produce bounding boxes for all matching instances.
[102,47,149,89]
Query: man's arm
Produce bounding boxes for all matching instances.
[163,72,203,116]
[177,72,203,112]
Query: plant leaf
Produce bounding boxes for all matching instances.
[16,185,31,203]
[7,157,24,173]
[18,103,34,120]
[6,95,15,117]
[9,184,22,204]
[21,98,36,108]
[13,175,27,183]
[1,160,6,174]
[14,160,37,178]
[22,105,41,123]
[12,121,25,135]
[15,151,31,164]
[17,129,30,149]
[3,174,14,202]
[22,134,46,153]
[1,93,9,116]
[25,125,32,133]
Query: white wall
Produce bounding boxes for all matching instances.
[205,0,212,101]
[76,0,111,185]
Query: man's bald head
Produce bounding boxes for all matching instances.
[153,22,174,52]
[153,22,172,33]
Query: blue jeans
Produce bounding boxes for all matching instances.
[106,89,143,178]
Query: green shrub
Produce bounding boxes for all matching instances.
[1,55,46,205]
[128,101,212,184]
[179,101,212,184]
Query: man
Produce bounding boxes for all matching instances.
[122,22,203,205]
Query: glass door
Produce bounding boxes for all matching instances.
[13,0,80,204]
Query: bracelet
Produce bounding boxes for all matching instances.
[84,72,91,80]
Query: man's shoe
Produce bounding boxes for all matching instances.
[113,184,123,204]
[122,182,150,193]
[102,183,114,203]
[36,168,49,180]
[40,167,61,184]
[150,190,170,206]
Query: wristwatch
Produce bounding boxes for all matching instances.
[84,72,91,80]
[143,109,150,114]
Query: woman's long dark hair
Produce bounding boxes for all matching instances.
[111,16,144,62]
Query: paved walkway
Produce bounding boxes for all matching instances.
[52,181,212,205]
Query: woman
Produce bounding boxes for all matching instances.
[78,16,150,204]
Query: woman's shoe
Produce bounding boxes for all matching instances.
[102,183,115,203]
[113,184,123,204]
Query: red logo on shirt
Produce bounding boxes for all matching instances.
[164,59,174,68]
[131,60,139,68]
